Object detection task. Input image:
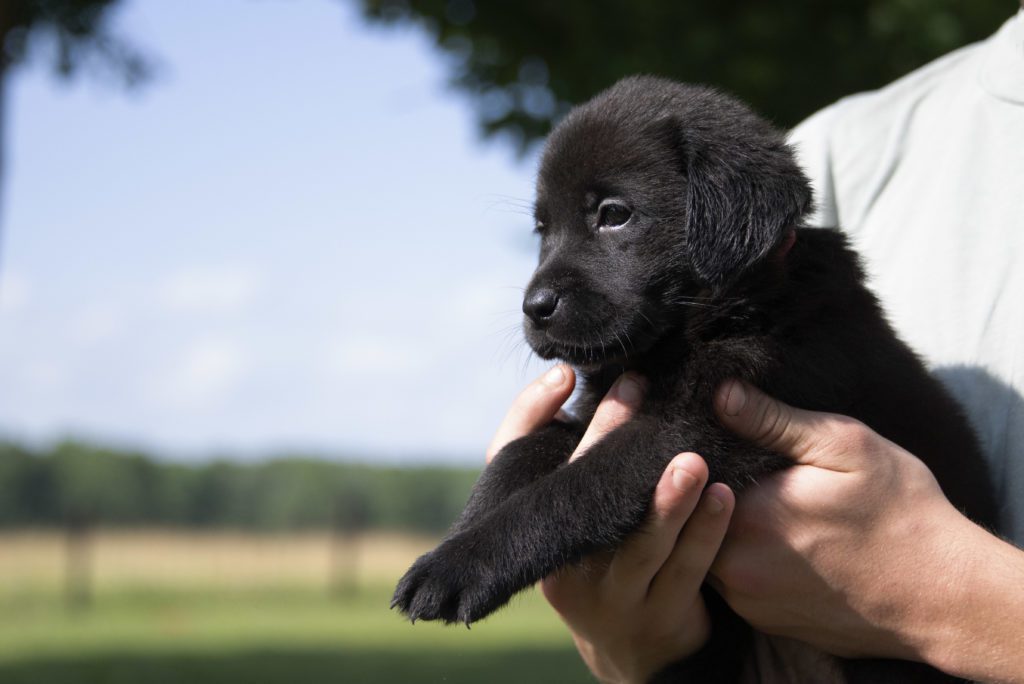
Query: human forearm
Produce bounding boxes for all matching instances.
[925,519,1024,684]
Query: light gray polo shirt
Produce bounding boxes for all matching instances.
[789,10,1024,544]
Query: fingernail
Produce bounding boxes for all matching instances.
[722,381,747,417]
[541,365,565,387]
[614,374,645,406]
[670,453,701,491]
[672,466,698,491]
[704,490,726,514]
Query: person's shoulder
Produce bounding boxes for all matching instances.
[788,37,990,227]
[792,39,983,151]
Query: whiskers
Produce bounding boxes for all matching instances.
[481,194,535,219]
[491,318,534,377]
[664,293,736,310]
[633,309,655,331]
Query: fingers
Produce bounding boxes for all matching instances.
[714,380,842,467]
[604,453,708,597]
[648,483,734,606]
[570,373,645,462]
[540,551,613,619]
[486,365,575,462]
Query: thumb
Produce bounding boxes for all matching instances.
[714,380,836,466]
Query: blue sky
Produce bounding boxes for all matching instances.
[0,0,551,462]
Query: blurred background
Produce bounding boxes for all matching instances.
[0,1,1014,682]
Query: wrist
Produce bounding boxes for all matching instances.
[835,500,976,664]
[907,508,986,669]
[918,516,1024,682]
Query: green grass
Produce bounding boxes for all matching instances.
[0,586,592,683]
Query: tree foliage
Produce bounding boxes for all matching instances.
[0,440,479,533]
[0,0,147,82]
[0,1,149,263]
[357,0,1013,151]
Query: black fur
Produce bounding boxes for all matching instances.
[393,76,997,683]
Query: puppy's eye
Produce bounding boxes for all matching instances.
[597,201,632,230]
[534,220,547,235]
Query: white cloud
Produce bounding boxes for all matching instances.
[158,266,261,313]
[69,303,123,345]
[0,272,30,314]
[23,360,66,391]
[326,334,426,375]
[155,337,248,406]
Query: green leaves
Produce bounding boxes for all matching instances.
[357,0,1011,152]
[0,440,480,533]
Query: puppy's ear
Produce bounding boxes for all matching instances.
[678,125,812,291]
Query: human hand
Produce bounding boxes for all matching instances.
[542,448,733,684]
[708,380,983,667]
[485,364,576,464]
[487,366,735,684]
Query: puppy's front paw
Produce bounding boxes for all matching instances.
[391,540,504,625]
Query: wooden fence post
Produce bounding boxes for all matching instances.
[329,495,369,598]
[65,510,93,611]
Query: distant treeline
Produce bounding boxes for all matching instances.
[0,440,480,534]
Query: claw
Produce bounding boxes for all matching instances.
[392,542,503,627]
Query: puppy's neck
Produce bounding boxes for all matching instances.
[776,229,797,260]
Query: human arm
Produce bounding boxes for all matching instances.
[487,366,736,684]
[710,380,1024,683]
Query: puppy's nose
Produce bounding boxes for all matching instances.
[523,288,560,326]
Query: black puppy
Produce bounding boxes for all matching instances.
[393,76,996,682]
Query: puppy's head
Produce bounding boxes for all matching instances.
[524,76,811,367]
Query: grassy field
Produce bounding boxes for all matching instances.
[0,530,591,683]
